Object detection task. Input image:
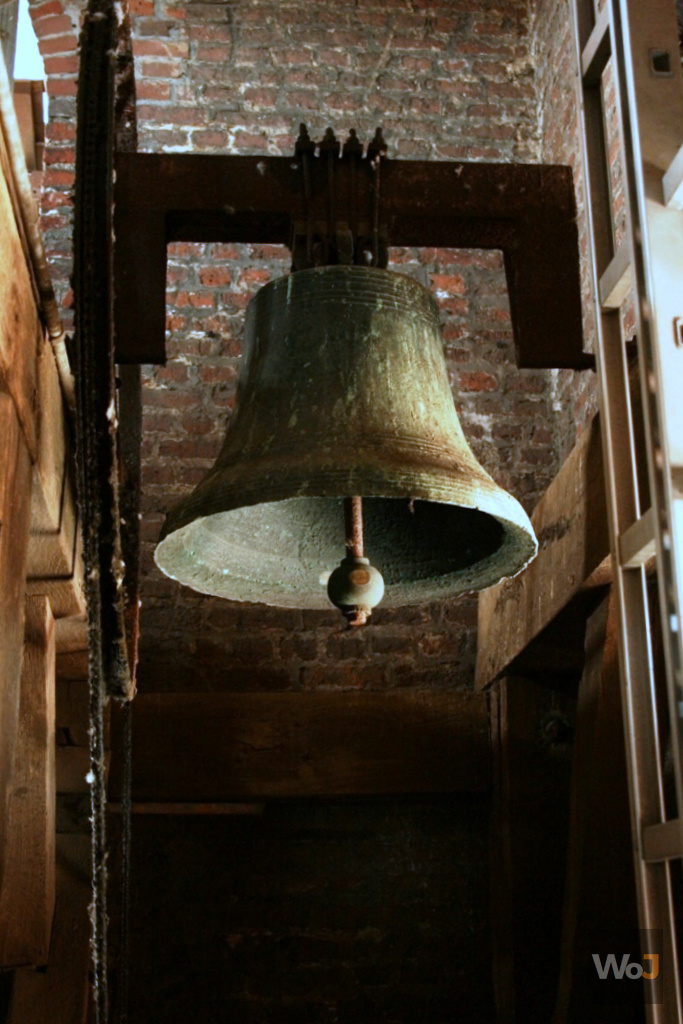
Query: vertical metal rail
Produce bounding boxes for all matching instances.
[570,0,683,1019]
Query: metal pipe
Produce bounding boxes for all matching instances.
[0,49,75,408]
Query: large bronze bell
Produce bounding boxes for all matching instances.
[155,266,537,610]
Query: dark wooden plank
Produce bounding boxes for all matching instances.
[490,676,574,1024]
[0,393,33,865]
[477,414,609,689]
[113,206,166,363]
[109,690,490,802]
[114,153,577,217]
[8,835,92,1024]
[57,747,101,794]
[552,592,640,1023]
[113,152,588,370]
[108,802,264,815]
[0,596,56,968]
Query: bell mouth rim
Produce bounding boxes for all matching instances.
[158,449,536,542]
[155,484,537,609]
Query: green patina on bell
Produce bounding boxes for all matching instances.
[155,266,537,609]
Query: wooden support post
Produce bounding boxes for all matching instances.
[490,676,575,1024]
[551,591,639,1023]
[0,392,33,865]
[0,596,56,967]
[8,835,92,1024]
[26,335,84,620]
[110,690,491,802]
[0,125,41,460]
[477,415,609,689]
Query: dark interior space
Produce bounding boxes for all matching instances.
[115,798,494,1024]
[1,0,682,1022]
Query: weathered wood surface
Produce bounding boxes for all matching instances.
[8,835,92,1024]
[54,617,88,657]
[26,334,84,620]
[0,113,84,629]
[551,593,639,1023]
[27,335,71,557]
[0,393,33,853]
[0,124,40,458]
[477,415,609,689]
[110,690,491,801]
[490,676,574,1024]
[0,596,56,967]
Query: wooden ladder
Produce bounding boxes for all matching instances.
[571,0,683,1019]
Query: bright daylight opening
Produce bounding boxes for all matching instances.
[13,0,47,119]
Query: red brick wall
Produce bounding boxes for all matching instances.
[531,0,649,464]
[531,0,599,462]
[28,0,80,325]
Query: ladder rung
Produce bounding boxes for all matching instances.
[599,242,632,309]
[643,819,683,863]
[663,143,683,209]
[581,3,611,86]
[619,507,657,568]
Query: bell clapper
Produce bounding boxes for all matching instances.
[327,496,385,628]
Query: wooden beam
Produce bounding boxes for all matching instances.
[0,596,56,968]
[109,690,491,802]
[490,676,574,1023]
[8,835,92,1024]
[0,124,41,459]
[552,592,640,1022]
[26,334,84,620]
[0,393,33,850]
[54,617,88,657]
[476,415,609,689]
[114,153,589,371]
[108,801,265,815]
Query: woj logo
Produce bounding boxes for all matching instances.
[587,930,663,1005]
[592,952,660,981]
